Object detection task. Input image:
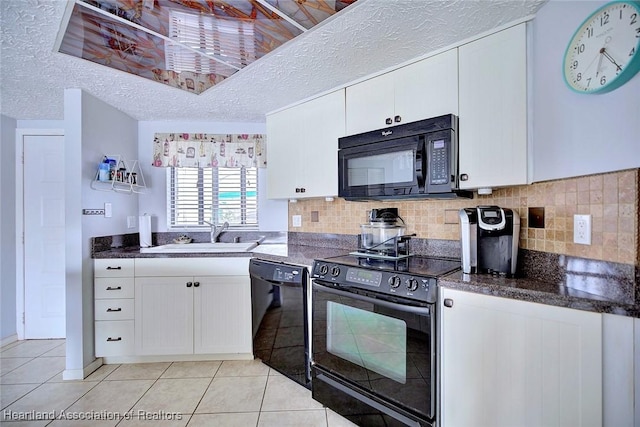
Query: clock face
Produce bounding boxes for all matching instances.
[563,1,640,94]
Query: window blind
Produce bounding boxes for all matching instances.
[167,167,258,229]
[166,9,256,73]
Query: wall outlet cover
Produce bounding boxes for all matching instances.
[292,215,302,227]
[573,214,591,245]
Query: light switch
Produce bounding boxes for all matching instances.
[292,215,302,227]
[127,216,137,228]
[104,203,112,218]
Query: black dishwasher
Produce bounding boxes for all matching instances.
[249,258,311,388]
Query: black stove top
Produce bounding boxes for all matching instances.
[318,254,461,278]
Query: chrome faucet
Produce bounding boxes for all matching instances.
[203,220,229,243]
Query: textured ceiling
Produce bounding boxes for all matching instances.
[1,0,547,123]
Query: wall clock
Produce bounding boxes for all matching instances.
[563,1,640,94]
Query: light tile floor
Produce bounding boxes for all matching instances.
[0,340,356,427]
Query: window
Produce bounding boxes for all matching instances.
[167,167,258,229]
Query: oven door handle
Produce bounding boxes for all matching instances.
[312,282,431,316]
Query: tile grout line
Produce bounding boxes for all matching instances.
[182,360,222,425]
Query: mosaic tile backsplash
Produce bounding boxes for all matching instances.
[288,169,639,265]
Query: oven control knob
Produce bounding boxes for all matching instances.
[330,266,341,277]
[407,278,419,292]
[318,264,329,275]
[388,276,401,288]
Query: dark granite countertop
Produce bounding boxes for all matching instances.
[439,271,640,318]
[92,232,639,318]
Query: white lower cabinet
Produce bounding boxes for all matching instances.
[193,276,251,354]
[135,276,194,355]
[94,257,252,360]
[134,258,252,357]
[602,313,639,427]
[440,288,602,427]
[94,259,135,358]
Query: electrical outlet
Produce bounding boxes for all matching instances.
[104,202,112,218]
[292,215,302,227]
[82,209,105,215]
[127,216,137,228]
[573,214,591,245]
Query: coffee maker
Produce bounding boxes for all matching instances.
[459,206,520,276]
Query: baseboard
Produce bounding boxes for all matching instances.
[0,334,18,348]
[102,353,254,365]
[62,358,103,380]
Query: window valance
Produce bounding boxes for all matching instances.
[152,133,266,168]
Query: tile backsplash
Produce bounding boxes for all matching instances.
[288,169,639,265]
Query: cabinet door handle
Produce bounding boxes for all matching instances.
[106,266,122,270]
[444,298,454,308]
[106,286,122,291]
[106,337,122,342]
[460,174,469,181]
[385,117,393,125]
[193,282,200,287]
[186,282,193,288]
[394,115,402,123]
[106,308,122,312]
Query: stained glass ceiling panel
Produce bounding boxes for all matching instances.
[56,0,358,95]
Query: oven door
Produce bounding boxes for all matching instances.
[311,280,436,426]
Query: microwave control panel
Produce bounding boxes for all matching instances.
[428,138,449,185]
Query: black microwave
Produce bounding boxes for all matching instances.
[338,114,472,200]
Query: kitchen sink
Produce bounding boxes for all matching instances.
[140,241,259,254]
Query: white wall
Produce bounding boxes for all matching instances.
[532,0,640,182]
[64,89,139,378]
[138,121,287,232]
[0,114,17,342]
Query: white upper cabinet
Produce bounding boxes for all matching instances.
[345,48,459,136]
[267,89,346,200]
[458,23,528,190]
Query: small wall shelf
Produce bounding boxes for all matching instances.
[91,155,146,194]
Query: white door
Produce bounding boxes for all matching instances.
[23,135,66,338]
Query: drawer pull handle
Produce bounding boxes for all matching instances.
[106,308,122,312]
[106,337,122,342]
[106,266,122,270]
[186,282,193,288]
[106,286,122,291]
[194,282,200,287]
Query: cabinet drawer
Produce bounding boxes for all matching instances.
[94,278,134,299]
[135,257,250,277]
[95,320,134,357]
[95,299,134,321]
[95,259,134,277]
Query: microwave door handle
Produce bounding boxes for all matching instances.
[416,136,426,190]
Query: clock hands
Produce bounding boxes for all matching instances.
[599,47,623,72]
